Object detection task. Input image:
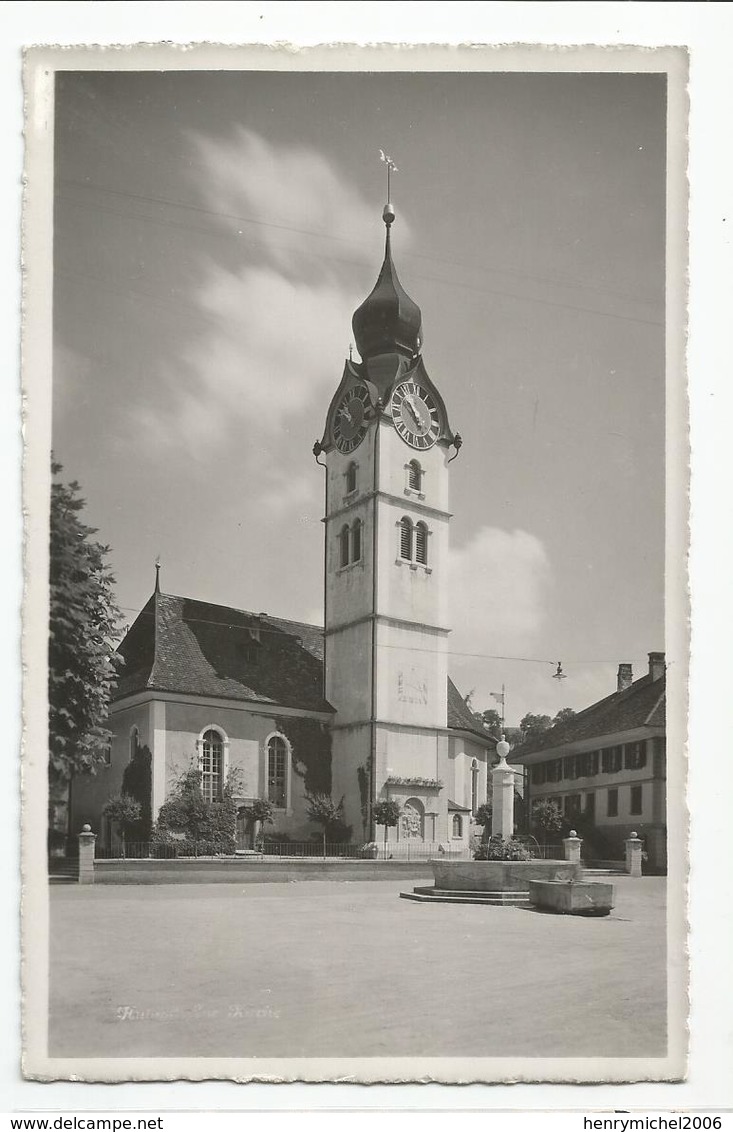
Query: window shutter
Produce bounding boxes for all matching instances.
[415,522,428,565]
[408,461,422,491]
[340,525,350,568]
[400,518,412,560]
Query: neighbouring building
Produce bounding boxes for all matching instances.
[70,199,497,850]
[510,653,667,870]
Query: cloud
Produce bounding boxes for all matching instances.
[186,127,393,274]
[449,526,552,655]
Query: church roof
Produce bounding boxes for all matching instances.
[352,208,422,361]
[115,592,333,714]
[510,669,666,761]
[447,677,497,743]
[116,592,492,743]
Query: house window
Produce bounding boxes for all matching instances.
[607,788,619,817]
[345,462,357,494]
[102,741,112,766]
[653,737,666,779]
[564,794,581,818]
[630,784,643,815]
[399,516,413,561]
[547,758,563,783]
[201,729,223,803]
[407,460,423,492]
[267,735,288,809]
[339,524,350,568]
[563,755,578,780]
[531,763,547,786]
[584,792,596,822]
[601,745,623,774]
[452,814,463,838]
[470,759,479,816]
[351,518,362,563]
[624,741,647,771]
[415,521,428,565]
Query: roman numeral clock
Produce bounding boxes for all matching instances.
[390,379,441,450]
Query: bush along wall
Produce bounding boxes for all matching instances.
[121,740,152,842]
[274,716,332,796]
[152,763,238,855]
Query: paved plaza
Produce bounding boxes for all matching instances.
[49,875,666,1059]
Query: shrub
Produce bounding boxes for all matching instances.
[473,835,534,861]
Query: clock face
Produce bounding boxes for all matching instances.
[390,381,441,449]
[332,384,370,453]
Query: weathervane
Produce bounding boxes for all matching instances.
[379,149,398,202]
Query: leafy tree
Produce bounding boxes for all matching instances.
[531,798,563,837]
[474,835,533,862]
[304,792,352,855]
[240,798,274,849]
[372,799,401,852]
[474,801,493,831]
[553,707,576,725]
[49,462,123,802]
[102,793,141,858]
[156,766,210,840]
[121,739,152,842]
[519,712,552,740]
[479,708,503,738]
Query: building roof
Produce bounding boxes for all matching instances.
[448,799,472,813]
[447,677,497,744]
[116,592,494,742]
[115,592,333,714]
[511,669,666,761]
[352,209,422,361]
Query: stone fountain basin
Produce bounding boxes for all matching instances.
[528,878,614,916]
[431,859,582,893]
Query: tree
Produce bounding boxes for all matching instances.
[474,801,493,832]
[102,794,141,859]
[479,709,503,738]
[304,793,352,856]
[519,712,552,740]
[372,799,401,853]
[49,462,123,804]
[240,798,274,849]
[531,798,563,838]
[553,707,576,726]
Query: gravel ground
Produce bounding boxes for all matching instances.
[49,874,666,1059]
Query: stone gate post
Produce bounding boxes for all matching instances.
[563,830,583,864]
[625,831,643,877]
[78,824,97,885]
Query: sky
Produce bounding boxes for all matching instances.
[52,68,666,726]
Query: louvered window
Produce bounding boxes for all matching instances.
[408,460,422,491]
[351,519,362,562]
[415,522,428,565]
[399,517,413,560]
[339,524,350,568]
[345,462,357,494]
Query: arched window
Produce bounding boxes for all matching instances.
[415,521,428,565]
[407,460,422,492]
[345,462,357,494]
[351,518,362,563]
[129,726,139,762]
[201,729,223,803]
[471,759,480,816]
[339,524,350,568]
[399,516,413,561]
[267,735,288,808]
[452,814,463,838]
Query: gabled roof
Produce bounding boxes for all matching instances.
[115,592,333,714]
[511,670,666,760]
[116,593,495,742]
[447,678,497,744]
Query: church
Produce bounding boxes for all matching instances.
[70,199,498,851]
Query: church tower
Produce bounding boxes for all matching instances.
[316,200,461,845]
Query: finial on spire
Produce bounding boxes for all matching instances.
[379,148,398,210]
[155,556,161,593]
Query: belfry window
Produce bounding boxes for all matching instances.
[339,524,350,568]
[345,462,357,494]
[201,729,223,803]
[399,517,413,561]
[351,518,362,563]
[267,735,288,808]
[415,521,428,565]
[407,460,422,492]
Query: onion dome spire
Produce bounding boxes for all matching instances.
[352,204,423,361]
